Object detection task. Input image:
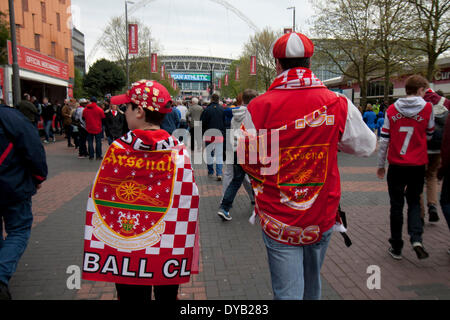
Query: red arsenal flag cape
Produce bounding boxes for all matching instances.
[82,129,199,285]
[237,68,348,246]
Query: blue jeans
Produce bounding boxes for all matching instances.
[440,173,450,231]
[0,199,33,285]
[44,120,54,141]
[87,133,103,159]
[205,141,223,176]
[262,228,333,300]
[220,153,248,211]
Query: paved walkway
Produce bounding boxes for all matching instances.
[7,136,450,300]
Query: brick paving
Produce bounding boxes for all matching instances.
[6,136,450,300]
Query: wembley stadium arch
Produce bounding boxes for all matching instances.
[86,0,258,67]
[161,55,234,98]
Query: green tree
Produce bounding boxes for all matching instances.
[0,11,10,65]
[100,16,160,84]
[373,0,417,104]
[73,68,86,99]
[405,0,450,81]
[83,59,126,98]
[242,27,280,92]
[312,0,380,107]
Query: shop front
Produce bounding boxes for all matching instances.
[4,40,70,106]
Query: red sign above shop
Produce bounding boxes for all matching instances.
[7,40,69,81]
[435,68,450,83]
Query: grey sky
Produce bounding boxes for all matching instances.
[70,0,314,66]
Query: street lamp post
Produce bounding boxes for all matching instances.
[149,39,151,80]
[287,6,296,32]
[125,1,134,89]
[8,0,21,106]
[209,63,214,99]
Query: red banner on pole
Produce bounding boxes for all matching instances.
[218,79,222,89]
[151,53,158,73]
[250,56,257,75]
[235,67,240,81]
[128,24,138,54]
[224,73,229,86]
[160,65,165,80]
[171,78,175,88]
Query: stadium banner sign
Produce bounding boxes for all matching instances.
[170,73,211,82]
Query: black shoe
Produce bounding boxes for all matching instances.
[388,247,402,260]
[0,281,11,300]
[96,156,103,160]
[89,157,94,160]
[428,205,439,223]
[413,242,429,260]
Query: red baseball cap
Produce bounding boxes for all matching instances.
[271,32,314,59]
[110,80,173,114]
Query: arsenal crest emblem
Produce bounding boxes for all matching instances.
[278,144,329,210]
[90,145,175,251]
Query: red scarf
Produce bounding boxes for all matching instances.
[269,67,325,91]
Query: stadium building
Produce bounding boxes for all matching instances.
[160,55,233,99]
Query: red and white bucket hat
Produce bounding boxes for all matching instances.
[271,32,314,59]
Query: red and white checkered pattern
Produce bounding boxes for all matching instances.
[84,146,199,256]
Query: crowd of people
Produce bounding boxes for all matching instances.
[1,31,450,302]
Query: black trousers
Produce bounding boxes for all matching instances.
[387,164,425,251]
[115,283,179,301]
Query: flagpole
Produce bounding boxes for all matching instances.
[149,39,151,80]
[125,1,129,88]
[8,0,21,106]
[255,49,258,92]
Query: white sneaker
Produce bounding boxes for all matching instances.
[217,209,232,221]
[412,242,429,260]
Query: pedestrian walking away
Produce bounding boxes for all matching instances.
[0,102,48,300]
[186,97,204,151]
[82,80,199,301]
[74,99,89,158]
[436,93,450,255]
[16,93,39,126]
[420,89,450,224]
[61,99,75,147]
[377,75,435,261]
[201,93,225,181]
[218,89,257,222]
[82,97,105,160]
[238,32,376,300]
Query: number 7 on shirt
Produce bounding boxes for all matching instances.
[399,126,414,155]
